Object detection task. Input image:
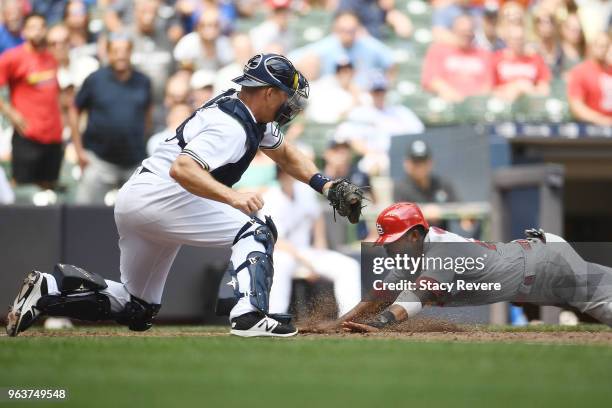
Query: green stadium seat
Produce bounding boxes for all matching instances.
[456,95,490,123]
[13,184,43,205]
[404,0,433,29]
[424,96,457,125]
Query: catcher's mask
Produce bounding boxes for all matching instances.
[232,53,309,131]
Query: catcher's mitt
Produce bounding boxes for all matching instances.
[326,179,365,224]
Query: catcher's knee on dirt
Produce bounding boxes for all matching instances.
[230,216,277,313]
[35,264,160,331]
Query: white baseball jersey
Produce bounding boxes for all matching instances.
[95,92,288,320]
[143,95,283,180]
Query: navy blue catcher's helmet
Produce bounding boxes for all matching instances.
[232,53,309,126]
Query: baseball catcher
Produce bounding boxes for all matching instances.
[324,202,612,332]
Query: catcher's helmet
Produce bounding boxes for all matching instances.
[374,202,429,246]
[232,53,309,126]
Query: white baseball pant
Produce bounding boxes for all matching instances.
[95,170,263,319]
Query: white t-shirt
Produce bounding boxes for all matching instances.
[173,32,234,70]
[305,75,369,124]
[142,94,283,180]
[260,182,322,249]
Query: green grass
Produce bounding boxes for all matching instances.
[1,327,611,408]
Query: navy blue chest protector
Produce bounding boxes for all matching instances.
[170,89,266,187]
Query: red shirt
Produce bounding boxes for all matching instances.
[422,43,493,97]
[492,49,551,86]
[567,60,612,117]
[0,44,62,144]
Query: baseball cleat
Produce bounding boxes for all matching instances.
[6,271,47,337]
[230,312,298,338]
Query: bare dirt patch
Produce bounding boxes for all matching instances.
[3,319,611,345]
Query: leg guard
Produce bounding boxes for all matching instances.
[36,264,161,331]
[232,216,277,257]
[36,264,112,321]
[230,216,277,313]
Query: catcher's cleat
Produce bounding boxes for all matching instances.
[6,271,47,337]
[230,312,298,338]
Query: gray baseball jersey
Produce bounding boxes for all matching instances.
[386,228,612,326]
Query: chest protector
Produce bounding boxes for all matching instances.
[171,89,267,187]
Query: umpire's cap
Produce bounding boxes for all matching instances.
[374,203,429,246]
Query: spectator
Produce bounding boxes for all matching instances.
[147,103,192,156]
[496,1,526,39]
[290,11,396,87]
[249,0,294,53]
[213,32,253,94]
[63,0,96,59]
[305,57,367,124]
[47,24,98,92]
[431,0,482,45]
[531,7,563,77]
[324,140,372,201]
[422,14,493,102]
[152,71,190,131]
[336,74,424,175]
[47,23,98,147]
[70,35,153,204]
[474,6,505,52]
[128,0,174,104]
[173,7,234,71]
[559,12,586,74]
[105,0,183,44]
[324,140,373,239]
[190,69,215,109]
[0,0,24,54]
[0,13,64,189]
[567,31,612,126]
[337,0,413,40]
[393,139,458,204]
[348,74,424,136]
[492,24,551,101]
[174,0,237,36]
[31,0,75,25]
[576,0,611,43]
[264,165,361,317]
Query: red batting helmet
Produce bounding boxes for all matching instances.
[374,202,429,246]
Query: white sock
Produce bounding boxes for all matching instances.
[41,273,60,295]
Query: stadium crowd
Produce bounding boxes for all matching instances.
[0,0,610,204]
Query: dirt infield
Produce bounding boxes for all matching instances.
[4,320,612,345]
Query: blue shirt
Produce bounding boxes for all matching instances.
[290,34,395,87]
[75,67,152,166]
[0,25,23,55]
[338,0,386,39]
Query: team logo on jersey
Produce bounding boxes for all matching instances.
[376,223,384,236]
